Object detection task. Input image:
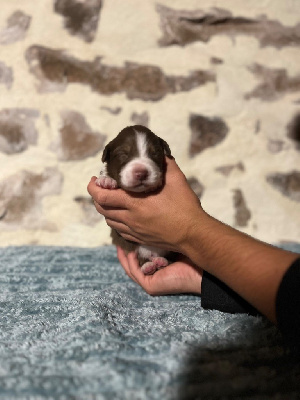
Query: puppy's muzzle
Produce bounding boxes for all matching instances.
[133,166,149,183]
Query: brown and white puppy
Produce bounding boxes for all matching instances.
[96,125,173,275]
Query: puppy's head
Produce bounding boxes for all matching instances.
[102,125,172,192]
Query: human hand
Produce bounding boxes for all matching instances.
[87,158,205,253]
[117,247,203,295]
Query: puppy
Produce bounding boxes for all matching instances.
[96,125,173,275]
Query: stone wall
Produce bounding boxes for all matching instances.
[0,0,299,247]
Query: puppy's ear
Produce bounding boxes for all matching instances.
[101,143,111,163]
[160,138,172,158]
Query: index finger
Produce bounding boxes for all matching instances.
[87,177,129,208]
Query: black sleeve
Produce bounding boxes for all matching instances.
[201,271,259,316]
[201,258,300,351]
[276,257,300,350]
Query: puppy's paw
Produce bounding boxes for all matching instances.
[141,261,157,275]
[150,256,169,269]
[95,176,118,189]
[141,257,169,275]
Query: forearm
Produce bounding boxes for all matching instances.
[179,211,299,323]
[88,159,298,324]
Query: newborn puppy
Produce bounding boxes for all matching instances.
[96,125,173,275]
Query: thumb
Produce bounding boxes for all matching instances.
[87,177,129,209]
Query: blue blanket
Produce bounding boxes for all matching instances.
[0,245,299,399]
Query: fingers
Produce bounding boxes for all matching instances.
[91,191,130,222]
[117,233,143,244]
[165,158,196,192]
[165,157,184,180]
[117,247,138,284]
[127,251,149,283]
[87,178,129,209]
[105,219,129,232]
[117,246,129,269]
[117,247,151,288]
[95,202,128,222]
[165,156,178,171]
[104,219,143,244]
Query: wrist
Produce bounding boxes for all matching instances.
[177,208,211,266]
[191,270,203,295]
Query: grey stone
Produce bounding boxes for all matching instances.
[0,10,31,45]
[0,108,39,154]
[0,61,13,89]
[210,57,223,65]
[216,162,245,176]
[232,189,251,227]
[267,171,300,202]
[100,106,122,115]
[267,140,285,154]
[25,45,215,101]
[74,196,103,225]
[131,111,149,127]
[54,0,102,42]
[53,110,106,161]
[189,114,229,157]
[157,4,300,49]
[187,177,205,198]
[255,120,261,134]
[0,168,63,227]
[246,64,300,101]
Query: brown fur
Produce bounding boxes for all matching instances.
[102,125,171,185]
[111,229,138,254]
[102,125,173,267]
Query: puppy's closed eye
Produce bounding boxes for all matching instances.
[113,149,129,163]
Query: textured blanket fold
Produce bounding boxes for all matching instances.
[0,245,299,399]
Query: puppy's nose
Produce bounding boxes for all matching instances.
[134,168,148,181]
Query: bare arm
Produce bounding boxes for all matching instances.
[181,213,298,323]
[88,158,299,323]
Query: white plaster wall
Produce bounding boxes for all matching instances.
[0,0,299,247]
